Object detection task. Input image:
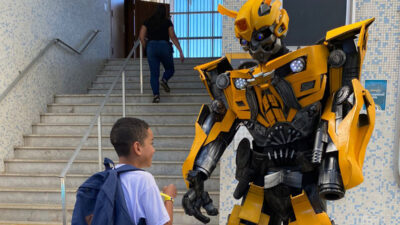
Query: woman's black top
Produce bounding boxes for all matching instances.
[143,18,173,42]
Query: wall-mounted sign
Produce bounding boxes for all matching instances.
[365,80,387,111]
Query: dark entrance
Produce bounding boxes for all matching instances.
[125,0,170,57]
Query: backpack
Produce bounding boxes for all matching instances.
[71,158,146,225]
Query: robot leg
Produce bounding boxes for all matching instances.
[228,184,270,225]
[289,191,332,225]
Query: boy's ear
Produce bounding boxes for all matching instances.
[131,141,142,156]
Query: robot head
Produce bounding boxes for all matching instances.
[218,0,289,64]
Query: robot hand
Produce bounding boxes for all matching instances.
[182,170,218,224]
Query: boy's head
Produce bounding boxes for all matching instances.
[110,117,155,167]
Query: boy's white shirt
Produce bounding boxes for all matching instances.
[116,164,170,225]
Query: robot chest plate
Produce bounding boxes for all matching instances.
[228,45,329,127]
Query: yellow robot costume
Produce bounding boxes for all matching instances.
[181,0,375,224]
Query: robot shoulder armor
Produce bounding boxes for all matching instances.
[325,18,374,43]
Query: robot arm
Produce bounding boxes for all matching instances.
[185,103,238,179]
[183,55,237,183]
[182,101,238,224]
[312,83,375,202]
[317,81,375,198]
[311,18,376,201]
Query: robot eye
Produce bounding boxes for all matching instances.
[240,39,248,46]
[257,33,264,41]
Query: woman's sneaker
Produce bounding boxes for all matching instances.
[152,95,160,103]
[160,79,170,92]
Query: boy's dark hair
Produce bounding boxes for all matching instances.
[110,117,149,157]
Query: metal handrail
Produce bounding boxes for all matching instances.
[59,39,143,225]
[55,30,99,55]
[0,30,100,103]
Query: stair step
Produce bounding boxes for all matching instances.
[54,93,210,104]
[40,113,199,124]
[0,188,76,205]
[100,69,198,76]
[0,203,219,224]
[0,203,71,222]
[23,134,194,148]
[95,75,200,82]
[0,187,219,208]
[104,64,198,70]
[14,147,190,161]
[91,81,204,89]
[106,58,214,65]
[0,173,219,191]
[47,103,205,114]
[4,159,219,176]
[87,88,207,94]
[32,123,195,135]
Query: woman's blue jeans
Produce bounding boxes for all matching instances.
[146,40,175,96]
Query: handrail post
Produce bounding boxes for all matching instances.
[122,70,126,117]
[140,43,143,94]
[61,178,67,225]
[97,115,102,171]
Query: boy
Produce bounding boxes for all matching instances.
[110,117,176,225]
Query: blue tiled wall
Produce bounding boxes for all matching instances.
[219,0,400,224]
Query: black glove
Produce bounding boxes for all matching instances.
[182,170,218,224]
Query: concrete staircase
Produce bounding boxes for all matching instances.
[0,58,219,225]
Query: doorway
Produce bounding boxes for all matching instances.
[110,0,126,58]
[125,0,170,58]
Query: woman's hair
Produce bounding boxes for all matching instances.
[146,4,167,29]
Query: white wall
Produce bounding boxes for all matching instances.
[0,0,111,171]
[219,0,400,224]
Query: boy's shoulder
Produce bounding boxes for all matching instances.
[119,168,156,185]
[124,170,153,178]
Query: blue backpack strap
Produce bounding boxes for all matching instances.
[114,164,144,225]
[104,157,115,170]
[115,164,143,174]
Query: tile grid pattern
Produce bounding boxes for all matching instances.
[0,0,111,171]
[219,0,400,224]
